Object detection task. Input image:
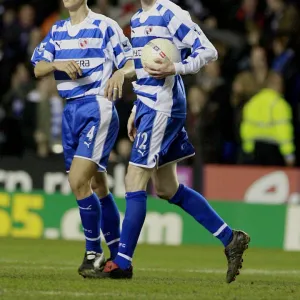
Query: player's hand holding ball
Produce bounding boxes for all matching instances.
[144,57,176,79]
[142,38,180,79]
[53,61,82,80]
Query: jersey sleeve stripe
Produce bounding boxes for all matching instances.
[174,23,191,41]
[117,57,128,69]
[43,50,54,62]
[161,9,175,26]
[113,44,123,57]
[157,4,163,11]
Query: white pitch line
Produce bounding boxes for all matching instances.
[139,268,300,276]
[1,260,300,276]
[1,289,150,298]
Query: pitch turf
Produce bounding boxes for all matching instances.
[1,239,300,300]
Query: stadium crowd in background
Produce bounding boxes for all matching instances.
[0,0,299,166]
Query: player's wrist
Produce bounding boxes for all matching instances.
[170,62,176,75]
[51,62,58,71]
[174,62,184,75]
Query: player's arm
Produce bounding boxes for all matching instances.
[171,23,218,75]
[104,60,135,101]
[145,8,217,78]
[103,20,135,100]
[31,29,82,80]
[34,61,82,80]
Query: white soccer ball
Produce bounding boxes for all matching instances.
[141,38,181,67]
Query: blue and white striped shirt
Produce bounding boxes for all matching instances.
[131,0,217,118]
[31,10,132,100]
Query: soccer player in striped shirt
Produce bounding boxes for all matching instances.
[103,0,250,283]
[31,0,135,278]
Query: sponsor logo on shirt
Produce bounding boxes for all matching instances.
[133,49,142,58]
[75,59,90,68]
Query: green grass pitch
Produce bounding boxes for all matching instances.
[1,238,300,300]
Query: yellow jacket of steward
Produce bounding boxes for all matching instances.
[240,88,295,157]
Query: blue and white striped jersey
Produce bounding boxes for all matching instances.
[31,10,132,100]
[131,0,217,118]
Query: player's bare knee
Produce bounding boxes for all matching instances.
[92,178,109,198]
[69,173,91,198]
[155,183,178,201]
[125,166,152,192]
[155,189,175,201]
[92,172,109,198]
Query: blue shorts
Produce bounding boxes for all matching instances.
[130,101,195,168]
[62,95,119,172]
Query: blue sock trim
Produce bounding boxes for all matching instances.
[168,185,233,247]
[99,193,112,203]
[99,193,120,259]
[77,193,102,253]
[125,191,148,201]
[114,190,147,269]
[114,253,132,270]
[218,226,234,247]
[169,184,185,204]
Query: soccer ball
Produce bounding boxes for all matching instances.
[141,38,181,67]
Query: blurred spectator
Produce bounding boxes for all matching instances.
[172,0,207,21]
[0,63,35,156]
[40,1,68,38]
[232,0,264,36]
[28,76,63,158]
[272,34,296,79]
[195,61,234,161]
[232,46,270,146]
[18,5,36,60]
[265,0,300,35]
[240,72,295,167]
[187,86,221,163]
[2,63,34,119]
[115,81,135,141]
[0,8,20,96]
[116,138,132,163]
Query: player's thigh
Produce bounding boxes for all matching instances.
[125,164,153,192]
[91,172,109,198]
[152,162,179,200]
[76,98,119,172]
[130,103,170,169]
[62,104,77,172]
[69,157,98,192]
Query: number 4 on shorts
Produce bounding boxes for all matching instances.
[87,126,95,141]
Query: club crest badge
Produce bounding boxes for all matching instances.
[145,26,153,35]
[78,38,89,49]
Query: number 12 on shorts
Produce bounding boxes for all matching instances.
[136,132,148,156]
